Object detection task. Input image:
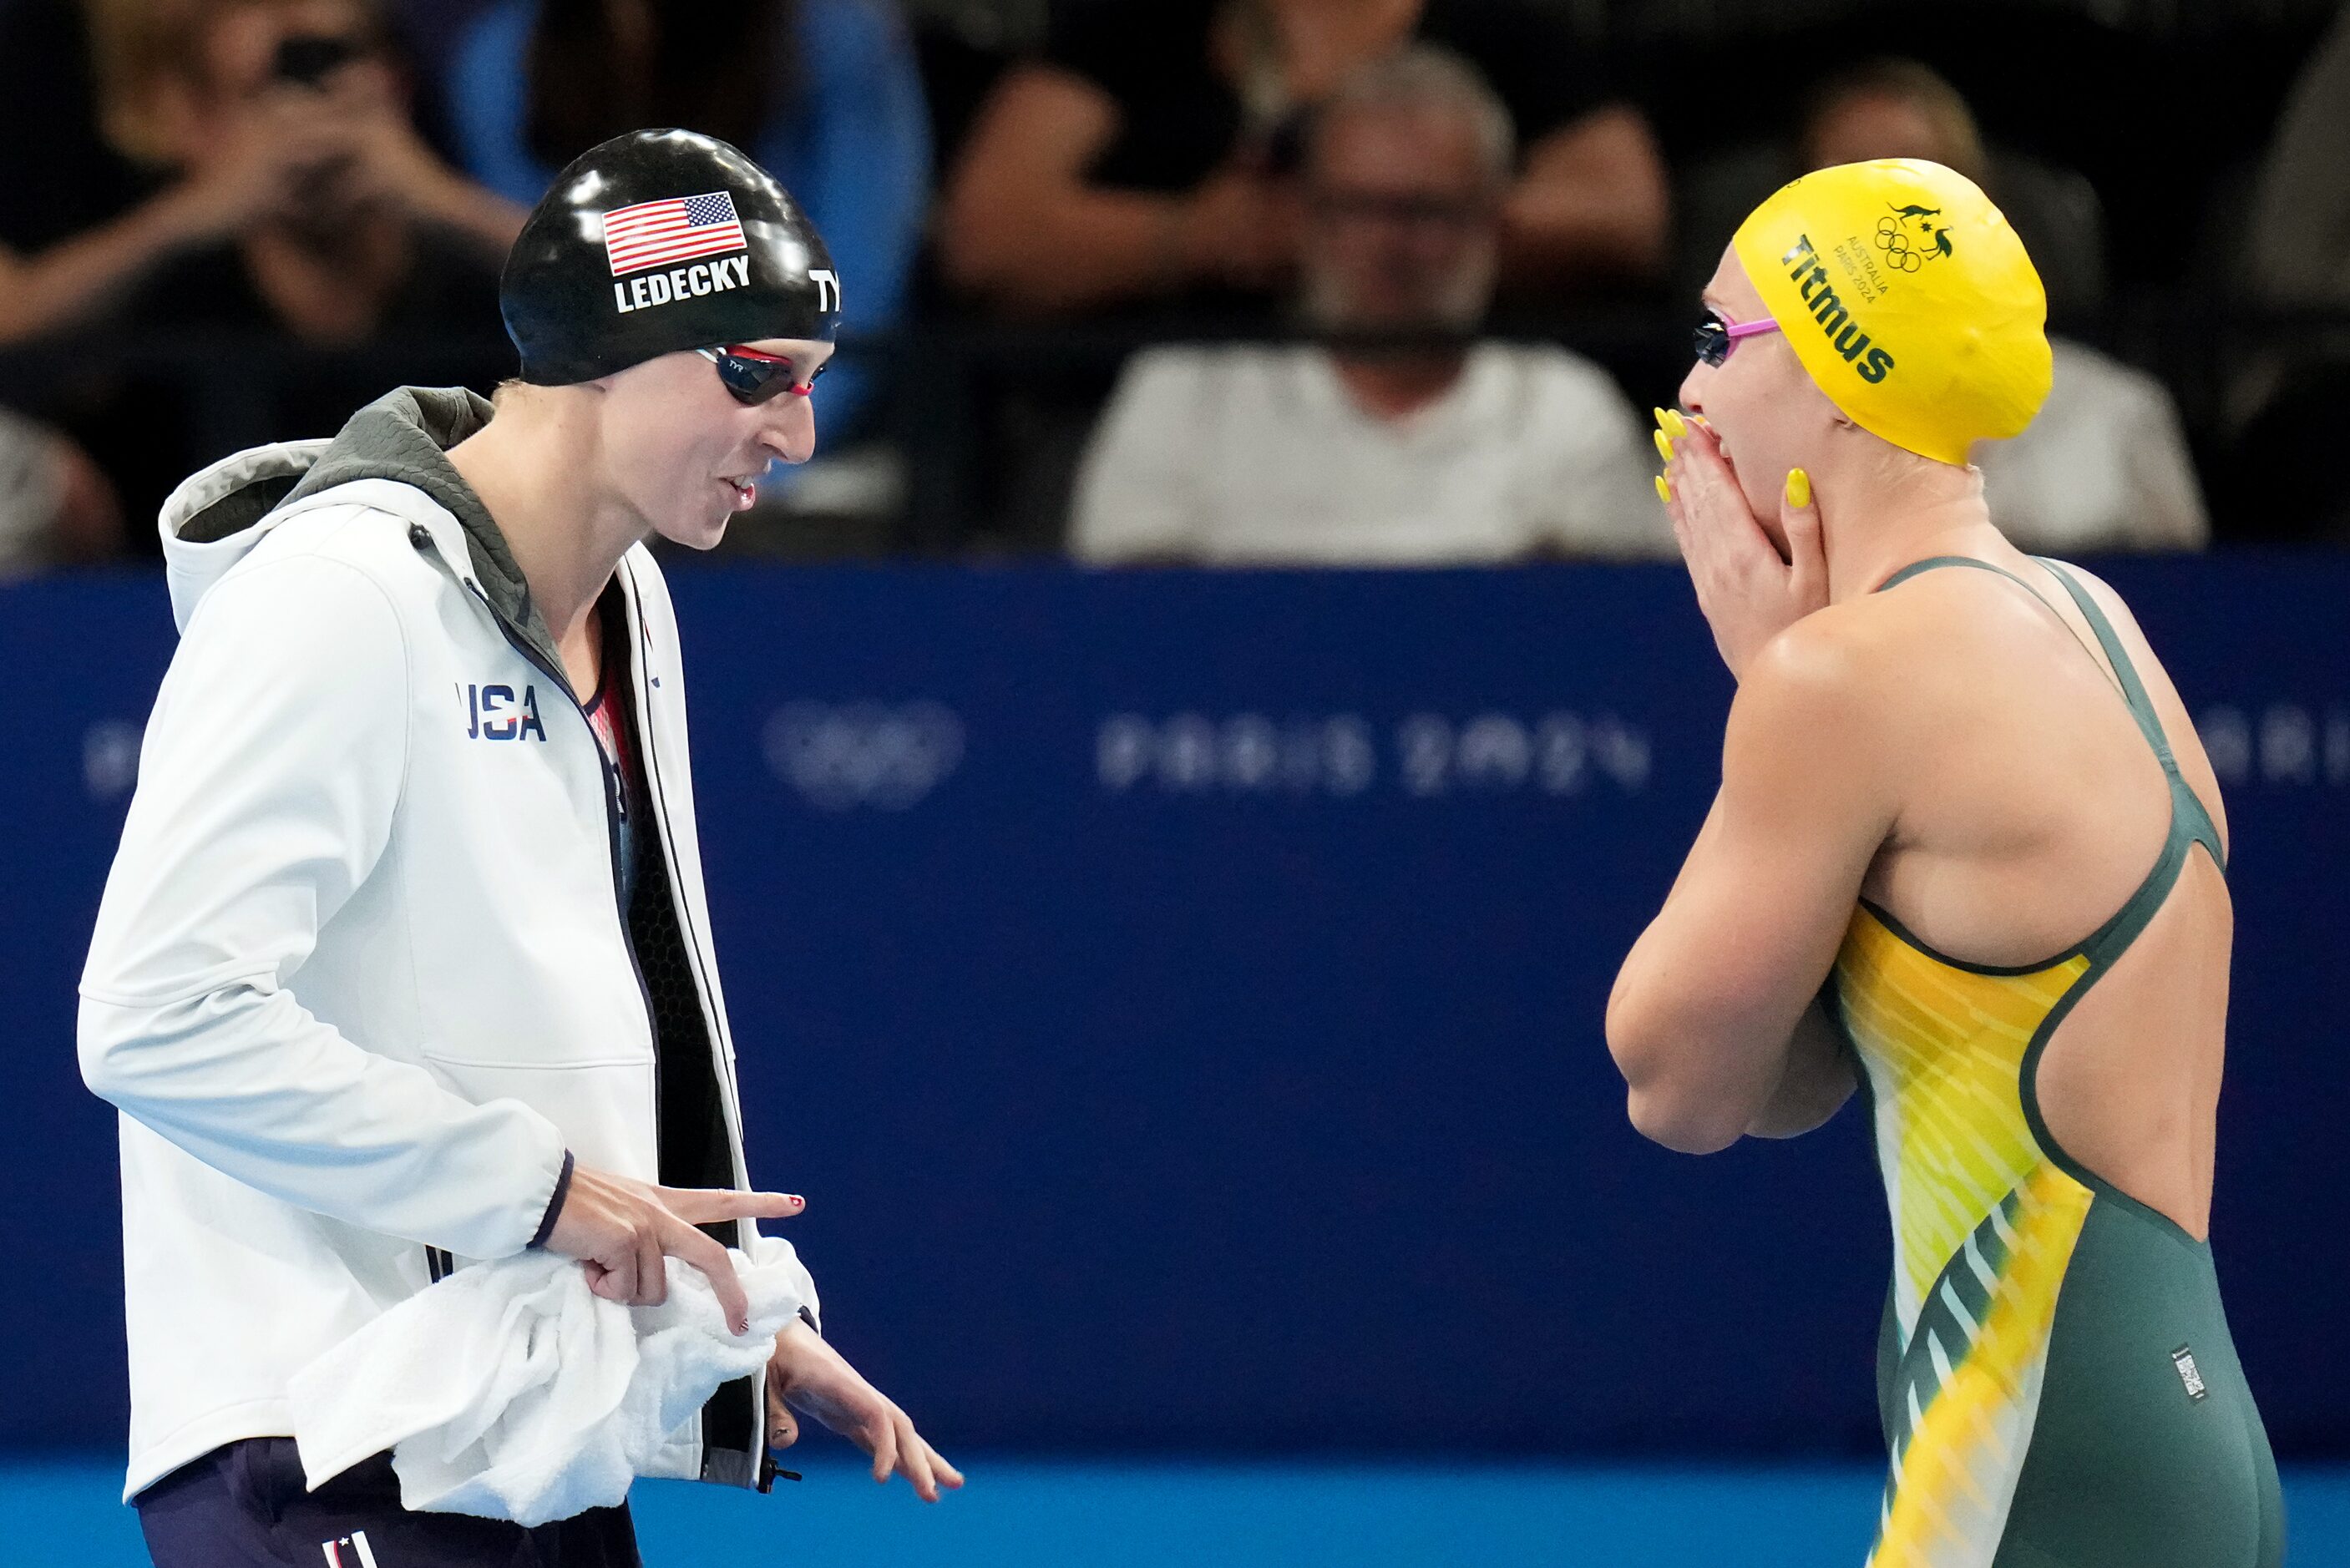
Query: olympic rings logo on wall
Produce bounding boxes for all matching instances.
[763,701,966,811]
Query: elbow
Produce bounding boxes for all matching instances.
[1623,1083,1745,1155]
[77,989,185,1110]
[77,995,136,1105]
[1606,998,1746,1156]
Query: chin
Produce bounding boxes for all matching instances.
[651,511,732,553]
[674,522,731,552]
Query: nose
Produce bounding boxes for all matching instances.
[758,394,818,467]
[1678,359,1713,417]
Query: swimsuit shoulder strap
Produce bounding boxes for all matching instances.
[1876,554,2045,596]
[1871,553,2228,969]
[2029,561,2170,763]
[2033,559,2227,888]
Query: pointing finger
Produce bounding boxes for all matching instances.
[661,1187,807,1225]
[666,1219,751,1335]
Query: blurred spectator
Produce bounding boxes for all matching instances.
[1974,341,2208,553]
[0,0,154,259]
[2244,0,2350,311]
[1674,56,2108,324]
[1070,47,1661,566]
[939,0,1668,318]
[0,408,126,578]
[1796,58,2207,552]
[446,0,931,439]
[2221,3,2350,544]
[0,0,520,346]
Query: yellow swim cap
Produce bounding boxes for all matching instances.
[1730,159,2052,466]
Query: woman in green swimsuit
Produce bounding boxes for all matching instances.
[1606,157,2282,1568]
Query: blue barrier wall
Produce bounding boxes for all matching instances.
[3,560,2343,1459]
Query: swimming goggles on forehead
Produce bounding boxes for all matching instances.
[697,345,823,405]
[1693,313,1781,367]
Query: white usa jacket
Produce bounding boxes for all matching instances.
[79,388,813,1503]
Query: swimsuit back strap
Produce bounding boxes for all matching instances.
[2033,559,2228,883]
[1873,554,2228,902]
[2031,560,2171,763]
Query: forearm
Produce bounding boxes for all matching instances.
[944,185,1187,313]
[79,986,566,1254]
[1745,999,1857,1139]
[1502,178,1666,282]
[1606,801,1846,1150]
[1608,946,1790,1153]
[1501,112,1670,284]
[406,169,527,269]
[0,192,210,343]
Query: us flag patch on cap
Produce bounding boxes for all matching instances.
[602,191,747,277]
[321,1529,380,1567]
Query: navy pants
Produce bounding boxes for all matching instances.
[135,1439,641,1567]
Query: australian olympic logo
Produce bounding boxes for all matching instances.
[1874,203,1955,272]
[764,701,965,811]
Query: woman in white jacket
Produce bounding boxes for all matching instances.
[80,129,956,1567]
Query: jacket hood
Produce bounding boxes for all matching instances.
[156,388,555,668]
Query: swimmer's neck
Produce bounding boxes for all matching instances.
[446,391,649,665]
[1819,457,2008,605]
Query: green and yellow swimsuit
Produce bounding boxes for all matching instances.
[1831,558,2282,1568]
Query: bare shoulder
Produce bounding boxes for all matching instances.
[1746,593,1948,706]
[1728,579,2040,788]
[1727,602,1910,758]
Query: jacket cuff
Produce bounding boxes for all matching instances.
[527,1150,575,1249]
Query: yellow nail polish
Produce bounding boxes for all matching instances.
[1785,468,1811,508]
[1652,406,1669,428]
[1654,475,1673,504]
[1654,429,1675,463]
[1661,409,1689,439]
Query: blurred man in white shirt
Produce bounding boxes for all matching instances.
[1798,58,2207,553]
[1071,46,1663,567]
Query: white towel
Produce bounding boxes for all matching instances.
[287,1235,811,1526]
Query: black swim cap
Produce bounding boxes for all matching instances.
[500,129,842,387]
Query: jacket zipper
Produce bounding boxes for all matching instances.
[618,573,748,1157]
[468,586,661,1096]
[616,564,774,1490]
[453,562,761,1485]
[419,546,660,1151]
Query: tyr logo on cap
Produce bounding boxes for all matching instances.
[602,191,747,277]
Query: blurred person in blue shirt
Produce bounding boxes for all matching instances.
[444,0,930,443]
